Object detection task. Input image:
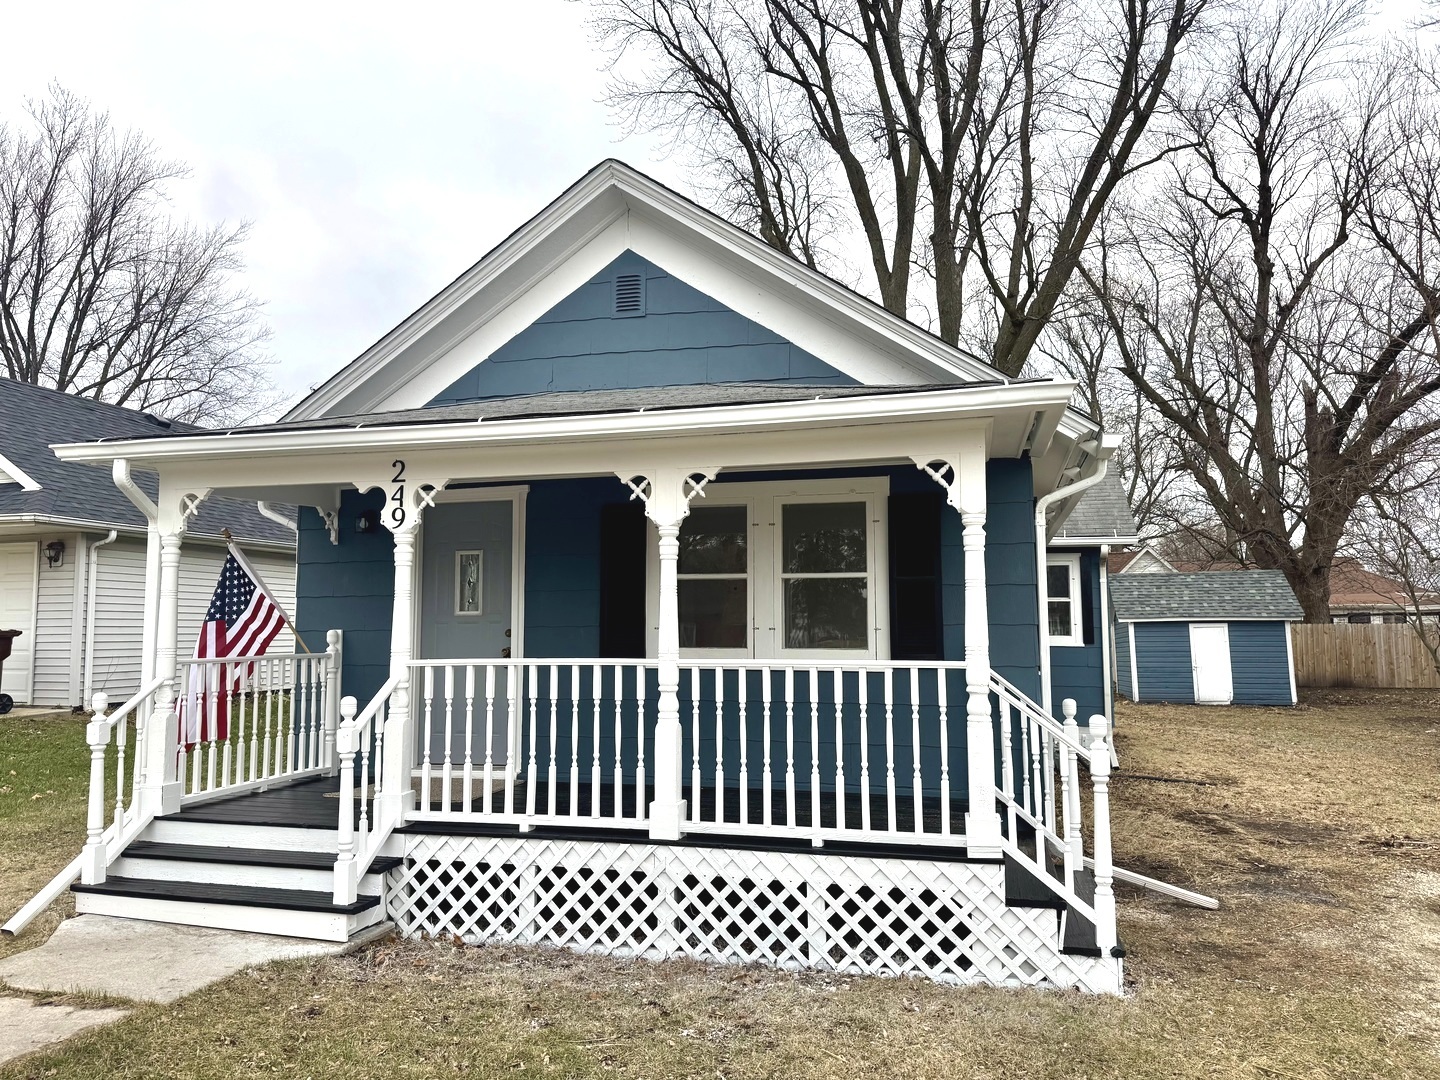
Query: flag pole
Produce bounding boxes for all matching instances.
[223,529,313,655]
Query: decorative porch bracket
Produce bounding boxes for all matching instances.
[619,467,719,841]
[354,465,449,827]
[912,443,1004,858]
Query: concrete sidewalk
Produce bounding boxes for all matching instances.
[0,915,390,1066]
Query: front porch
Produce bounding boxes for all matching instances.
[26,381,1125,992]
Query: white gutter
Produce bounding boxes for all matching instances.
[256,501,298,533]
[83,529,119,705]
[1035,437,1117,718]
[55,382,1078,466]
[1099,543,1120,768]
[113,460,162,693]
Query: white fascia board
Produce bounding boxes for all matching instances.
[0,514,293,551]
[1114,616,1304,624]
[1049,533,1142,547]
[284,161,1023,422]
[57,383,1073,471]
[0,451,42,492]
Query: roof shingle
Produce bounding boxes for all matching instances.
[1109,570,1304,622]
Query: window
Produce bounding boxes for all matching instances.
[678,505,749,649]
[1046,553,1083,646]
[655,478,888,660]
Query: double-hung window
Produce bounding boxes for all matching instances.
[1046,553,1083,646]
[654,478,889,660]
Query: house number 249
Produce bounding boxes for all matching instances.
[389,460,407,528]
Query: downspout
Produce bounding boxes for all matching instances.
[83,530,119,705]
[1035,440,1115,718]
[112,460,161,691]
[256,501,298,533]
[1099,542,1120,768]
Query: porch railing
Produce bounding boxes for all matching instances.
[175,631,342,804]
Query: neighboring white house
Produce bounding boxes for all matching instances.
[0,378,296,709]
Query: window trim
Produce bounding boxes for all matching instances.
[1046,552,1084,647]
[646,476,890,661]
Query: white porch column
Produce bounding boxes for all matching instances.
[620,467,717,842]
[354,466,448,827]
[913,433,1003,858]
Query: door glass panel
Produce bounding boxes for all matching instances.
[679,505,748,574]
[679,579,748,648]
[783,502,867,573]
[456,551,483,614]
[785,579,868,649]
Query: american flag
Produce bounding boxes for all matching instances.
[181,545,288,748]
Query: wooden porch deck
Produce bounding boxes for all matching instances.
[175,774,977,850]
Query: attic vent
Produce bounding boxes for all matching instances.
[613,273,646,317]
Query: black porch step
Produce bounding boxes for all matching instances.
[121,841,401,875]
[1003,853,1065,910]
[71,876,381,916]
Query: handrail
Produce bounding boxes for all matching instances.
[96,675,170,733]
[332,674,403,905]
[407,658,970,672]
[182,648,320,667]
[989,671,1091,760]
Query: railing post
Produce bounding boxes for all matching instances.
[138,683,182,818]
[79,694,110,885]
[1061,698,1084,880]
[333,695,360,905]
[323,629,343,771]
[1088,712,1118,958]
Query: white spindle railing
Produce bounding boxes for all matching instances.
[989,673,1117,952]
[408,660,652,827]
[176,631,341,803]
[333,674,400,904]
[678,662,968,845]
[78,676,174,886]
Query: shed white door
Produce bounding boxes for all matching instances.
[1190,623,1233,705]
[0,542,38,704]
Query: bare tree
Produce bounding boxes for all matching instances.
[1075,1,1440,621]
[586,0,1210,376]
[0,85,274,425]
[1352,479,1440,677]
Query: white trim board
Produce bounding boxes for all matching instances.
[0,452,41,492]
[283,161,1024,423]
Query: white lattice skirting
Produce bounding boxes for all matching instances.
[387,835,1122,993]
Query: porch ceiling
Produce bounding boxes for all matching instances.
[52,381,1095,498]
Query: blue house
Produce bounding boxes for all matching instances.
[1112,571,1303,706]
[28,161,1137,993]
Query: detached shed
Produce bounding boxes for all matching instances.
[1111,571,1304,706]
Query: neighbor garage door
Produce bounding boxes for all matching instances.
[0,542,38,704]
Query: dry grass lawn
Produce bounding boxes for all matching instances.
[1,692,1438,1079]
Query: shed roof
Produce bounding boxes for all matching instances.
[1109,570,1304,622]
[0,377,294,546]
[1050,471,1139,543]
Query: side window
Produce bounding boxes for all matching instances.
[1047,555,1083,646]
[779,500,870,651]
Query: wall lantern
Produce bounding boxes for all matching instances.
[44,540,65,568]
[354,508,380,534]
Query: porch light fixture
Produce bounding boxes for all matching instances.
[43,540,65,568]
[354,508,380,534]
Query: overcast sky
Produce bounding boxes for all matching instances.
[0,1,687,412]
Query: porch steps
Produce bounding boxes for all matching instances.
[1003,852,1122,959]
[71,878,384,943]
[72,784,392,944]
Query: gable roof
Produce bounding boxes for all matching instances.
[0,378,293,547]
[1110,570,1304,622]
[1327,558,1440,612]
[1049,471,1139,543]
[284,159,1051,423]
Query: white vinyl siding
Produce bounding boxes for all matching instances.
[90,538,297,703]
[30,535,79,705]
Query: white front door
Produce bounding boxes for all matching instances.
[1190,623,1233,705]
[0,542,37,704]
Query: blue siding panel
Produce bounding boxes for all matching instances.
[428,251,856,404]
[1228,621,1295,705]
[294,489,395,708]
[1049,548,1106,722]
[1131,622,1195,703]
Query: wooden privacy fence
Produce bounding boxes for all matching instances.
[1291,622,1440,689]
